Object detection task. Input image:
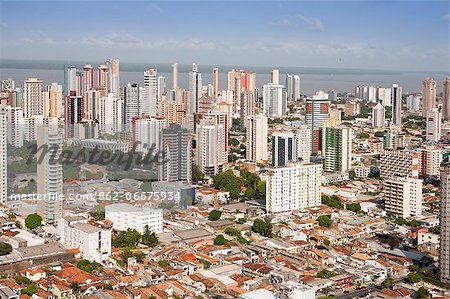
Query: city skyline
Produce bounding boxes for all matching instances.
[0,1,449,72]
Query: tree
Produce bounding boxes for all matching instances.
[70,282,81,295]
[214,234,227,245]
[428,226,440,234]
[141,225,159,247]
[228,153,238,162]
[317,269,337,278]
[358,132,370,139]
[415,287,429,299]
[256,180,266,196]
[321,195,343,209]
[76,260,98,273]
[323,239,330,246]
[25,213,42,229]
[409,264,420,272]
[213,170,243,200]
[229,138,240,146]
[192,164,205,182]
[158,260,169,267]
[0,242,12,256]
[251,218,273,237]
[395,217,407,226]
[89,208,105,221]
[407,272,423,283]
[374,131,386,137]
[346,203,361,213]
[225,227,241,237]
[317,215,333,228]
[112,229,141,248]
[244,188,255,199]
[208,210,222,221]
[21,284,37,295]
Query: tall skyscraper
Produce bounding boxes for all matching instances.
[266,162,322,213]
[213,67,219,99]
[384,177,422,218]
[65,91,83,138]
[161,124,192,183]
[108,58,120,96]
[305,98,330,153]
[293,75,300,100]
[372,102,385,128]
[380,150,419,178]
[172,63,178,91]
[443,78,450,119]
[0,105,6,203]
[422,77,436,117]
[271,131,297,167]
[324,126,352,172]
[263,83,285,117]
[66,66,79,96]
[188,64,202,114]
[85,89,100,121]
[97,64,110,92]
[99,93,124,134]
[426,109,442,142]
[6,106,24,148]
[440,169,450,283]
[124,83,140,129]
[196,118,225,177]
[418,146,442,177]
[285,74,293,100]
[133,117,166,155]
[23,78,43,118]
[82,64,95,100]
[271,69,280,85]
[37,125,63,223]
[391,84,402,126]
[246,115,268,162]
[144,69,158,117]
[240,92,256,127]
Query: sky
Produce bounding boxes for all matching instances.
[0,0,449,72]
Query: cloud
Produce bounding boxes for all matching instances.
[272,14,325,31]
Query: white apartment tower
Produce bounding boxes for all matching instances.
[37,126,63,223]
[0,105,7,203]
[426,109,442,142]
[99,93,124,134]
[372,102,385,128]
[440,170,450,283]
[23,78,43,118]
[391,84,402,126]
[266,162,322,213]
[422,77,436,117]
[189,63,202,114]
[263,83,286,117]
[324,126,352,172]
[245,115,268,162]
[143,69,158,117]
[196,118,226,177]
[384,177,422,218]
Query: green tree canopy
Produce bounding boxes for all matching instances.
[251,218,273,237]
[317,215,333,228]
[76,260,99,273]
[214,234,227,245]
[25,213,42,229]
[112,229,141,248]
[141,225,159,247]
[415,287,429,299]
[208,210,222,221]
[0,242,12,256]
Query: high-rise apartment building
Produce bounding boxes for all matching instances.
[161,124,192,183]
[418,146,442,177]
[440,170,450,283]
[294,125,311,163]
[383,131,406,150]
[189,64,202,114]
[271,69,280,85]
[65,91,83,139]
[167,102,187,125]
[266,162,322,213]
[143,69,158,117]
[0,105,7,203]
[213,67,219,99]
[391,84,402,125]
[45,83,63,118]
[246,115,268,162]
[422,77,436,117]
[97,64,110,92]
[196,118,226,177]
[6,106,24,148]
[380,150,419,178]
[384,177,422,218]
[442,78,450,119]
[293,75,300,100]
[285,74,293,101]
[426,109,442,142]
[37,126,63,223]
[172,63,178,91]
[133,117,166,155]
[271,131,297,167]
[240,92,256,127]
[108,58,120,96]
[82,64,95,100]
[324,126,352,172]
[99,93,124,134]
[305,98,330,153]
[124,83,141,129]
[23,78,43,118]
[372,102,385,128]
[263,83,285,117]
